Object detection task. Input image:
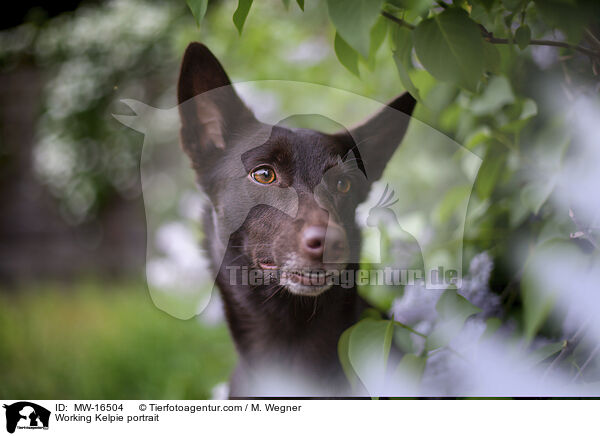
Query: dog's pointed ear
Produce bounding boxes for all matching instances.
[337,92,416,182]
[177,42,257,159]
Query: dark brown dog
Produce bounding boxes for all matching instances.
[177,43,415,397]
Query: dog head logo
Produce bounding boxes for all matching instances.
[3,402,50,434]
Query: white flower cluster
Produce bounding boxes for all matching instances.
[389,251,503,395]
[0,0,184,223]
[457,252,502,317]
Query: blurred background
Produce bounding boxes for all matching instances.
[1,0,599,398]
[0,0,406,399]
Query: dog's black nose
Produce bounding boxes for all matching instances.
[301,225,346,262]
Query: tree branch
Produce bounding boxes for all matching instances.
[381,11,600,61]
[479,26,599,60]
[381,11,415,30]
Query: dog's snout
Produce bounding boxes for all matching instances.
[302,226,327,257]
[301,225,346,262]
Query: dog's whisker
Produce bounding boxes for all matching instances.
[223,252,251,265]
[228,244,276,249]
[262,285,285,304]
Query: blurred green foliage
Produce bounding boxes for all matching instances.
[185,0,600,391]
[0,283,235,399]
[0,0,599,396]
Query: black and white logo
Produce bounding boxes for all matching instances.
[3,402,50,434]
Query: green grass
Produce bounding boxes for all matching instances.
[0,281,236,399]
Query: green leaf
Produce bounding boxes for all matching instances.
[360,307,383,320]
[233,0,253,35]
[521,178,556,215]
[434,184,472,224]
[472,0,494,11]
[347,319,394,395]
[521,239,585,341]
[389,0,434,22]
[327,0,385,58]
[483,317,502,339]
[470,76,515,116]
[392,26,421,100]
[334,32,360,76]
[186,0,208,27]
[365,17,388,70]
[393,326,416,353]
[503,12,515,30]
[527,341,566,366]
[426,290,481,350]
[395,354,426,376]
[413,8,485,91]
[383,319,395,369]
[515,25,531,50]
[296,0,305,10]
[502,0,527,12]
[464,126,492,150]
[370,18,387,53]
[338,325,359,390]
[281,0,290,9]
[500,98,538,132]
[392,354,426,393]
[436,290,481,322]
[535,0,589,43]
[520,99,538,119]
[483,42,501,74]
[475,146,506,199]
[520,120,567,214]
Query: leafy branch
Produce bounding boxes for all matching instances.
[478,25,600,61]
[381,10,415,30]
[381,10,600,62]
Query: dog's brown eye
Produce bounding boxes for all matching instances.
[336,177,351,193]
[251,166,276,184]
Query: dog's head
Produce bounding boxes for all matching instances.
[177,43,415,296]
